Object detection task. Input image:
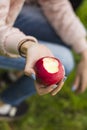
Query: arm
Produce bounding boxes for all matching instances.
[38,0,87,53]
[0,0,37,57]
[39,0,87,93]
[0,0,65,95]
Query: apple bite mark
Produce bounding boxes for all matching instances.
[34,57,65,86]
[43,58,59,73]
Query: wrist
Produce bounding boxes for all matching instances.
[80,48,87,59]
[21,41,36,55]
[18,39,38,57]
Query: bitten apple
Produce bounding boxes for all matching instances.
[34,57,65,86]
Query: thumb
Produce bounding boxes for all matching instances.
[24,54,36,76]
[24,67,35,77]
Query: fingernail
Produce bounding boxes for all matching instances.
[52,91,57,96]
[52,85,57,89]
[31,74,36,80]
[71,85,76,92]
[52,93,56,96]
[62,76,67,82]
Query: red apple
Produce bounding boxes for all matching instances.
[34,56,65,86]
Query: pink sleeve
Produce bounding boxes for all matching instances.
[39,0,87,53]
[0,0,37,57]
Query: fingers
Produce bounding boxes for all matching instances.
[72,74,87,94]
[35,76,67,96]
[50,80,64,96]
[72,76,80,92]
[77,75,87,93]
[24,55,35,76]
[50,76,67,96]
[35,81,56,95]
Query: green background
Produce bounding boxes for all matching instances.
[0,0,87,130]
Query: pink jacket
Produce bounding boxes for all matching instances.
[0,0,87,57]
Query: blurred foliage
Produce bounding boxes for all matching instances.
[76,0,87,29]
[0,0,87,130]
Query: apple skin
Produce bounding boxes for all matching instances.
[34,57,65,86]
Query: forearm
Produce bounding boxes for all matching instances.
[0,25,37,57]
[39,0,87,53]
[0,0,30,57]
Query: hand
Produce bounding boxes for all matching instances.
[21,41,65,95]
[72,49,87,93]
[34,77,65,96]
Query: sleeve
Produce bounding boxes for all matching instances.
[38,0,87,53]
[0,0,37,57]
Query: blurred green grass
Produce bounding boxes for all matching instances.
[0,0,87,130]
